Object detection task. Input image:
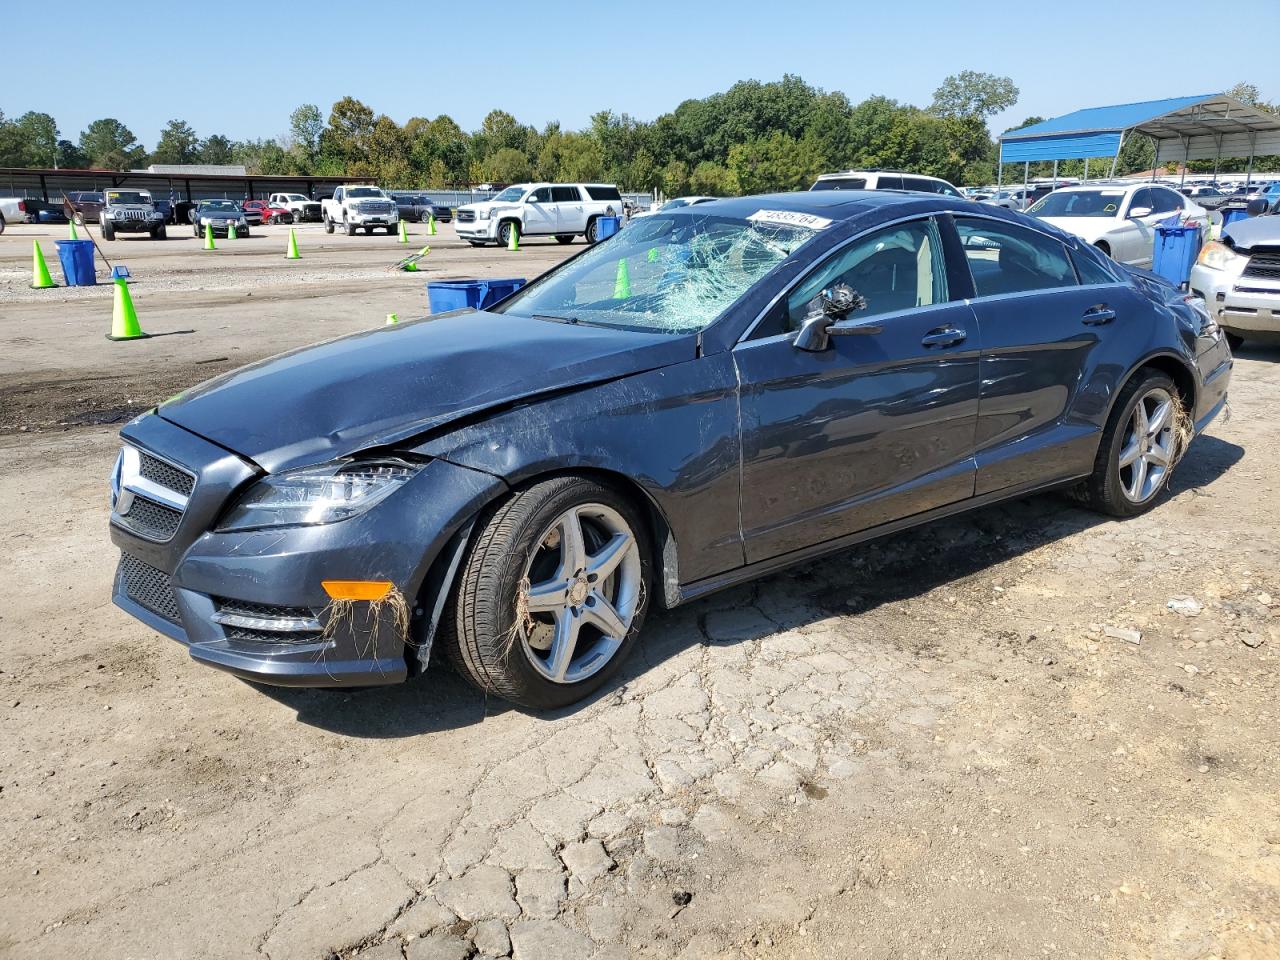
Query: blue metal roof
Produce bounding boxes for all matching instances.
[999,93,1222,164]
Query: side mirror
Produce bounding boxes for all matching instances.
[793,283,873,352]
[1128,206,1153,219]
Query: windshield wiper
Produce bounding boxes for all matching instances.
[531,313,613,330]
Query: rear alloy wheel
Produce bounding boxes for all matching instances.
[446,476,650,710]
[1078,370,1181,517]
[585,217,600,244]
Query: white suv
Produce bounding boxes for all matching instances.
[455,183,624,247]
[810,170,964,197]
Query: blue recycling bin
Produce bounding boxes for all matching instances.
[1221,208,1249,230]
[54,238,96,286]
[426,277,525,314]
[596,216,621,240]
[1151,225,1202,287]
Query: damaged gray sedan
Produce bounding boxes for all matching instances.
[110,191,1232,709]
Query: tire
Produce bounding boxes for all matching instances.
[1225,332,1244,350]
[387,225,397,235]
[445,476,652,710]
[240,226,250,238]
[102,221,115,241]
[498,220,519,248]
[0,214,6,235]
[324,215,335,234]
[151,225,166,240]
[555,234,574,244]
[1076,369,1181,518]
[468,241,486,248]
[585,217,600,244]
[345,218,356,237]
[420,210,431,223]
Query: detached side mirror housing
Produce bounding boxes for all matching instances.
[1128,206,1153,219]
[793,282,872,352]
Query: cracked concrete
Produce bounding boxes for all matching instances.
[2,352,1279,959]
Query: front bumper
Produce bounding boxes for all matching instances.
[455,218,498,241]
[106,217,165,233]
[109,413,504,687]
[200,220,248,236]
[1190,263,1280,339]
[347,212,399,226]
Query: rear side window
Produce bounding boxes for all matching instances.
[585,186,621,201]
[876,174,904,190]
[1150,189,1183,214]
[811,177,866,191]
[954,217,1078,296]
[552,186,580,202]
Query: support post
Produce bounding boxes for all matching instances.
[1180,136,1189,188]
[1108,132,1126,179]
[1084,157,1089,183]
[996,141,1002,191]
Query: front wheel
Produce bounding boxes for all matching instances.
[345,218,356,237]
[555,234,574,244]
[498,220,518,248]
[445,476,651,710]
[151,225,166,240]
[1076,370,1183,518]
[102,221,115,241]
[324,215,335,234]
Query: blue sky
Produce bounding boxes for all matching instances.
[3,0,1275,148]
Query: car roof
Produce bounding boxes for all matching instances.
[687,190,957,222]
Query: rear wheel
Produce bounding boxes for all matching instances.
[585,217,600,244]
[1076,370,1182,518]
[445,476,651,710]
[555,234,574,244]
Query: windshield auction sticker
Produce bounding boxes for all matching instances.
[747,209,833,230]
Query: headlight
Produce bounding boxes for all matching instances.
[217,459,423,532]
[238,217,247,226]
[1196,240,1246,272]
[477,208,491,220]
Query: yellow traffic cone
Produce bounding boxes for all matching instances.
[386,313,399,325]
[286,228,301,260]
[107,277,148,341]
[613,258,631,299]
[31,241,55,289]
[203,223,216,251]
[68,219,79,241]
[227,221,237,240]
[427,214,437,236]
[507,222,519,252]
[398,219,409,244]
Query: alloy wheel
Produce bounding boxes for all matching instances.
[1118,386,1175,503]
[519,503,641,684]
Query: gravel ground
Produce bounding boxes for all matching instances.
[0,219,1277,960]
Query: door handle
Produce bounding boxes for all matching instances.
[921,326,966,348]
[1082,306,1116,325]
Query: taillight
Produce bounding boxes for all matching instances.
[16,200,25,212]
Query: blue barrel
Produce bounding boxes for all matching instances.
[1151,226,1202,287]
[427,277,526,314]
[1221,208,1249,230]
[54,239,96,286]
[596,216,621,240]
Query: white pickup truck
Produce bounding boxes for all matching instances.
[321,185,399,236]
[454,183,624,247]
[268,192,324,223]
[0,196,29,234]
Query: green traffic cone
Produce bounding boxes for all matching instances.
[386,313,399,325]
[398,219,409,244]
[286,228,301,260]
[427,214,437,236]
[203,223,216,250]
[613,257,631,299]
[227,221,237,240]
[107,277,149,341]
[647,246,659,263]
[404,262,418,272]
[68,220,79,241]
[507,222,519,251]
[31,241,55,289]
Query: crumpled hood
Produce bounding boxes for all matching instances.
[159,309,696,474]
[1224,215,1280,251]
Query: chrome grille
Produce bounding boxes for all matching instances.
[223,626,323,644]
[456,209,476,223]
[215,597,316,621]
[120,496,181,539]
[354,200,393,215]
[212,597,323,643]
[118,553,181,623]
[1241,251,1280,282]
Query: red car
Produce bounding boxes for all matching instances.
[242,200,294,225]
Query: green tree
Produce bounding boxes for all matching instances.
[728,132,823,194]
[688,161,736,196]
[232,139,289,175]
[486,147,532,184]
[198,134,234,165]
[930,70,1018,119]
[363,115,410,185]
[151,119,199,165]
[323,96,376,169]
[79,118,146,169]
[288,103,323,169]
[56,139,88,168]
[1225,82,1262,107]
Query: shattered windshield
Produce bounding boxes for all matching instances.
[497,212,825,334]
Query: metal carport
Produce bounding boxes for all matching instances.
[997,93,1280,187]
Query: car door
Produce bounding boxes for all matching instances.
[1117,187,1161,265]
[735,215,981,562]
[553,186,586,233]
[954,215,1131,495]
[523,187,556,234]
